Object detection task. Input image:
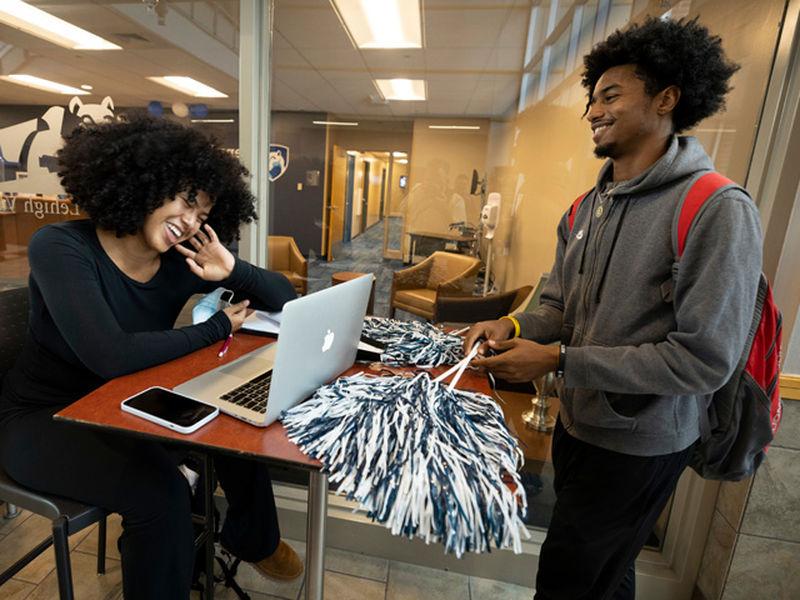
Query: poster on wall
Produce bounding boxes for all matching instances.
[0,96,115,196]
[268,144,289,182]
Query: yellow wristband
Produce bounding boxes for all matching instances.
[500,315,520,338]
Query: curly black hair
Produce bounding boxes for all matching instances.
[57,116,256,244]
[582,17,740,133]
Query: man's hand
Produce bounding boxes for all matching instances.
[471,338,559,382]
[463,318,515,356]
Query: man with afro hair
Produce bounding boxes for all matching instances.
[466,17,762,599]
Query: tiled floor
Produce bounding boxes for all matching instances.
[0,508,534,599]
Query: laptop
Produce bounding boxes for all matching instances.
[175,275,372,427]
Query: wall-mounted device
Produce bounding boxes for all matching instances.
[481,192,501,295]
[480,192,501,240]
[470,169,486,198]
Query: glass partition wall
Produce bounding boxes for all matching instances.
[268,0,794,591]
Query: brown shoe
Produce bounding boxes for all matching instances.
[252,540,304,581]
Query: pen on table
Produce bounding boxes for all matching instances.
[218,333,233,358]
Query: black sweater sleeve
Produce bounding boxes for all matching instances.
[28,228,240,380]
[211,258,297,312]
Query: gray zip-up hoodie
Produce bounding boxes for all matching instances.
[516,136,762,456]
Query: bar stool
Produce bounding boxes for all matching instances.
[0,286,108,599]
[0,468,107,599]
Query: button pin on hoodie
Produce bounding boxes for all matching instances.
[576,229,584,240]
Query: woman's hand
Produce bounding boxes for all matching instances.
[175,224,235,281]
[222,300,251,332]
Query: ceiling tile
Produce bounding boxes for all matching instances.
[274,45,311,69]
[424,8,510,48]
[361,49,425,71]
[425,48,492,72]
[296,48,367,70]
[274,5,353,50]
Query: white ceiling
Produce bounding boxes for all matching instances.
[0,1,530,118]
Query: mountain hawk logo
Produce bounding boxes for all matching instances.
[268,144,289,182]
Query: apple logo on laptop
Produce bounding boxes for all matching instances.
[321,329,335,352]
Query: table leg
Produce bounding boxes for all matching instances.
[203,455,215,600]
[304,471,328,600]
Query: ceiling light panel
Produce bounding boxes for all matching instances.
[0,74,89,95]
[147,76,228,98]
[428,125,481,130]
[332,0,422,49]
[313,120,359,126]
[375,79,426,101]
[0,0,121,50]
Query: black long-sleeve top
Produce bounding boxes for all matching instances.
[0,220,296,423]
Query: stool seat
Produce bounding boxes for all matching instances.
[0,467,106,533]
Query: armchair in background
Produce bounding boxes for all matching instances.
[389,251,481,320]
[434,285,533,324]
[267,235,308,295]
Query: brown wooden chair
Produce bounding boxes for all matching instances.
[389,251,481,320]
[267,236,308,295]
[434,285,533,324]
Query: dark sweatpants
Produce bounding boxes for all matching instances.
[0,407,281,600]
[534,418,693,600]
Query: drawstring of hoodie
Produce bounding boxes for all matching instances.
[594,200,630,303]
[577,190,595,275]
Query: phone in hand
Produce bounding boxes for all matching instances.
[121,386,219,434]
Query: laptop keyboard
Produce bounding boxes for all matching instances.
[220,370,272,412]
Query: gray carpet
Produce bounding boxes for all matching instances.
[307,222,405,318]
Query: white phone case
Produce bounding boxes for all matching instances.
[120,386,219,434]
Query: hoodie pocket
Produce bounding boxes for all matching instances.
[568,388,636,431]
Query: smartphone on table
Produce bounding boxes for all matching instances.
[121,386,219,434]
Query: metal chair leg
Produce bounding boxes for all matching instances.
[96,516,107,575]
[0,536,53,586]
[203,454,215,600]
[52,516,75,600]
[4,502,19,519]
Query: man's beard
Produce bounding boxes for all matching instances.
[594,142,617,159]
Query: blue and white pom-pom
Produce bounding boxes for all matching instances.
[362,316,463,367]
[281,359,528,556]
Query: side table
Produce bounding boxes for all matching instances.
[331,271,375,315]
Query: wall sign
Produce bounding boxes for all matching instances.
[268,144,289,182]
[0,96,115,195]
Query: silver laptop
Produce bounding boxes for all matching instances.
[175,275,372,427]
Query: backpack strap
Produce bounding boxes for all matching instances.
[674,172,737,258]
[568,189,593,232]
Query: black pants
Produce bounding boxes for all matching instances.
[534,419,693,600]
[0,407,281,599]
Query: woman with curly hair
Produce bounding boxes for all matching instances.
[465,17,761,600]
[0,117,303,598]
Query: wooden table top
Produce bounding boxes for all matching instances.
[55,333,321,470]
[408,230,475,242]
[55,332,552,470]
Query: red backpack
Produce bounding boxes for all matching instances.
[567,172,782,480]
